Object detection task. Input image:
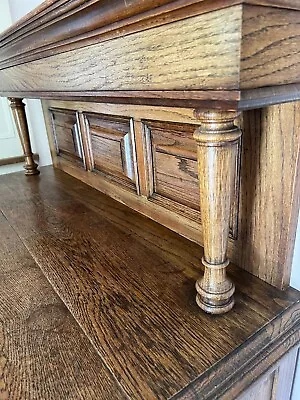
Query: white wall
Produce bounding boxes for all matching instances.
[291,214,300,291]
[7,0,52,167]
[0,0,23,161]
[0,0,11,29]
[8,0,43,23]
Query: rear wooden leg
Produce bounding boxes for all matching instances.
[193,110,241,314]
[8,98,40,176]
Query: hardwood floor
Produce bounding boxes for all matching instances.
[0,166,299,399]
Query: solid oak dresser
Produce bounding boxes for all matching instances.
[0,0,300,399]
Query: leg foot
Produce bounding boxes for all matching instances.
[195,258,235,314]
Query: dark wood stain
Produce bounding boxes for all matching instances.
[0,167,299,399]
[1,0,300,395]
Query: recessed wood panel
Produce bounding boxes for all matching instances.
[50,108,84,166]
[155,152,199,210]
[237,347,298,400]
[143,120,240,238]
[85,113,138,193]
[150,121,198,207]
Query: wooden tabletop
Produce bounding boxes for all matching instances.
[0,167,299,399]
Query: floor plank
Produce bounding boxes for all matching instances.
[0,167,299,399]
[0,211,127,400]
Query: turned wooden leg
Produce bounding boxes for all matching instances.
[8,98,40,176]
[193,110,241,314]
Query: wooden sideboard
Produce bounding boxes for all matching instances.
[0,0,300,398]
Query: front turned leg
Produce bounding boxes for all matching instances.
[193,110,241,314]
[8,98,40,176]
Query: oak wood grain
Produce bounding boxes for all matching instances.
[0,0,299,72]
[0,7,242,93]
[143,119,240,237]
[44,100,198,124]
[50,108,84,166]
[241,6,300,89]
[0,167,299,399]
[146,120,200,210]
[0,90,240,110]
[0,208,127,400]
[236,102,300,288]
[193,110,241,314]
[0,0,244,71]
[1,2,300,109]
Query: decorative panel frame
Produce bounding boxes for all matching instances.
[142,120,241,239]
[50,108,85,167]
[83,112,139,194]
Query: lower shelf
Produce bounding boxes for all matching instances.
[0,166,299,400]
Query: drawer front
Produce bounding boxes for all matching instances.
[50,108,84,166]
[84,113,138,193]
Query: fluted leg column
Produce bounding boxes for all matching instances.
[193,110,241,314]
[8,98,40,176]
